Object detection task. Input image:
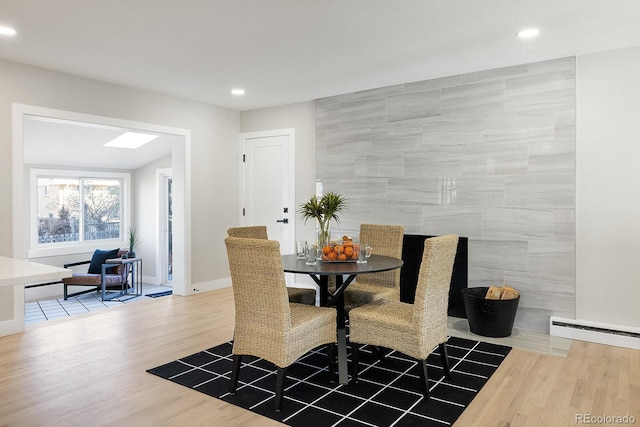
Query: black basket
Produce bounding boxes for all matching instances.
[461,287,520,337]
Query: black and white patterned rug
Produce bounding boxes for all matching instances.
[147,336,510,426]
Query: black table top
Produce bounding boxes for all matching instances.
[281,253,403,276]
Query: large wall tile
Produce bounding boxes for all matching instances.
[467,266,505,287]
[461,63,529,85]
[316,84,403,106]
[324,126,371,154]
[554,208,575,242]
[481,107,555,143]
[554,104,576,140]
[340,98,387,128]
[527,56,575,75]
[371,122,423,151]
[404,146,462,177]
[379,206,424,234]
[315,103,340,131]
[461,141,529,175]
[423,117,484,146]
[529,139,575,173]
[404,75,461,93]
[388,177,440,206]
[387,90,441,122]
[422,207,483,238]
[443,176,505,207]
[442,80,505,115]
[468,239,529,272]
[528,241,575,277]
[505,69,575,109]
[354,153,404,178]
[483,207,554,240]
[506,174,575,207]
[315,57,576,332]
[322,178,388,206]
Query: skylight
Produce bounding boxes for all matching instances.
[105,132,159,149]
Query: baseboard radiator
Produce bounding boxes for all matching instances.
[550,316,640,350]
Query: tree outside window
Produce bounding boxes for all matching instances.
[37,176,122,244]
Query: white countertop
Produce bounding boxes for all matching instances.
[0,256,72,287]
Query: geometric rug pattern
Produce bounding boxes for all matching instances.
[147,336,511,427]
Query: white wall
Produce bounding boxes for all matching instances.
[240,102,318,288]
[134,154,173,285]
[0,59,240,312]
[240,101,317,242]
[576,46,640,328]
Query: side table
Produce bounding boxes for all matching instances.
[102,257,142,301]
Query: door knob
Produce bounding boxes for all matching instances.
[276,218,289,224]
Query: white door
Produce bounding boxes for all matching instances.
[156,168,173,286]
[240,129,295,257]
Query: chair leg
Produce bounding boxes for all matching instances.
[351,343,359,383]
[229,354,242,394]
[372,346,386,364]
[64,284,68,300]
[418,359,430,400]
[439,342,451,380]
[327,343,336,383]
[274,367,287,412]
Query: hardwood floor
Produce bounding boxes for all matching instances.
[1,287,638,426]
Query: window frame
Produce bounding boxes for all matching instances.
[29,168,131,259]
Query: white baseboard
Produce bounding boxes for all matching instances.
[550,316,640,350]
[187,278,319,304]
[142,275,161,286]
[189,277,232,295]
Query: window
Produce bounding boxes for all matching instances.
[30,169,131,258]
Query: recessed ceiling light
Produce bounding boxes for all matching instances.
[517,28,539,39]
[105,132,159,149]
[231,88,245,96]
[0,26,17,36]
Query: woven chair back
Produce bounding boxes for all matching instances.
[227,225,268,239]
[225,237,291,332]
[413,235,459,335]
[357,224,404,288]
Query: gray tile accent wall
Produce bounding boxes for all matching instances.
[315,57,576,332]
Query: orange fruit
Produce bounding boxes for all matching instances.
[327,251,338,261]
[322,245,332,256]
[333,244,343,254]
[344,246,354,257]
[338,253,347,261]
[343,240,354,247]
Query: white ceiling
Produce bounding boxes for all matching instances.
[2,0,640,112]
[5,1,640,169]
[23,116,176,170]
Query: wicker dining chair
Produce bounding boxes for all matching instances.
[227,226,317,305]
[349,234,459,400]
[224,237,336,411]
[342,224,405,309]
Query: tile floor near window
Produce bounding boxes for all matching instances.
[25,284,172,325]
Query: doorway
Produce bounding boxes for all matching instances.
[12,103,191,296]
[157,169,173,285]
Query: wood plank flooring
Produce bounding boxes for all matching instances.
[1,287,638,426]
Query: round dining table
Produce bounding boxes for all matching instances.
[281,253,404,384]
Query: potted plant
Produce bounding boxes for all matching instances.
[298,192,348,247]
[127,227,139,258]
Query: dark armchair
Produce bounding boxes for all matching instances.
[62,248,129,300]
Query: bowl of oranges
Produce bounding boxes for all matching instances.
[321,236,359,262]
